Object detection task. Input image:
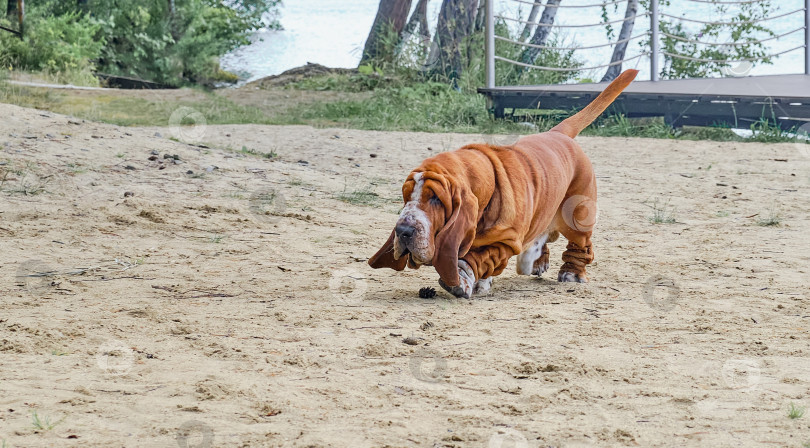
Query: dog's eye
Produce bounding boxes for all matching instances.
[429,194,441,205]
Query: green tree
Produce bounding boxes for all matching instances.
[91,0,280,85]
[641,0,776,79]
[0,1,103,83]
[1,0,281,86]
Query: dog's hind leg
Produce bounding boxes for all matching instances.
[555,201,596,283]
[516,231,559,277]
[557,236,593,283]
[473,277,493,295]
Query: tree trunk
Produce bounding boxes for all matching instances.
[402,0,430,50]
[427,0,479,80]
[520,0,561,65]
[600,0,638,82]
[520,1,542,42]
[361,0,414,65]
[473,0,486,33]
[168,0,179,41]
[6,0,15,18]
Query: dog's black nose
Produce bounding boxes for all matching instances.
[395,223,415,241]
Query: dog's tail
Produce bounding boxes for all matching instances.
[551,69,639,139]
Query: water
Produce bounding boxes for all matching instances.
[221,0,381,82]
[221,0,806,83]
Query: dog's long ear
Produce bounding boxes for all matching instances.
[432,181,477,286]
[368,230,408,271]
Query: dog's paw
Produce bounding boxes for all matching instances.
[558,271,588,283]
[473,277,493,296]
[532,256,549,276]
[438,280,471,299]
[438,260,475,299]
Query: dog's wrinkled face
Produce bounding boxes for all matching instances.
[393,172,447,266]
[370,164,477,287]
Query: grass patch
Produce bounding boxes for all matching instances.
[0,163,49,196]
[336,185,382,206]
[1,74,805,144]
[294,81,507,133]
[8,177,48,195]
[749,118,800,143]
[756,208,781,227]
[587,115,675,139]
[240,145,277,159]
[648,199,677,224]
[65,162,87,174]
[0,82,274,127]
[677,125,746,142]
[788,402,806,419]
[31,411,64,431]
[223,191,245,200]
[289,71,395,93]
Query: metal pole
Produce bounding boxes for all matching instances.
[650,0,659,81]
[805,0,809,74]
[485,0,495,88]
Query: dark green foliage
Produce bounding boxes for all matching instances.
[299,81,493,132]
[92,0,279,85]
[0,2,103,83]
[0,0,280,86]
[748,118,800,143]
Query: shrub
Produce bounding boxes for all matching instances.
[1,0,280,86]
[0,4,103,85]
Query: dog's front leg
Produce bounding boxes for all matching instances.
[439,244,514,298]
[438,259,476,299]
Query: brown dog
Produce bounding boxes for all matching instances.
[369,69,639,298]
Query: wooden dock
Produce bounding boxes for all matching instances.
[478,74,810,130]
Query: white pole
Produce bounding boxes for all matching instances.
[805,0,809,74]
[650,0,659,81]
[485,0,495,88]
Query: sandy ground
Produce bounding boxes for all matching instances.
[0,101,809,448]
